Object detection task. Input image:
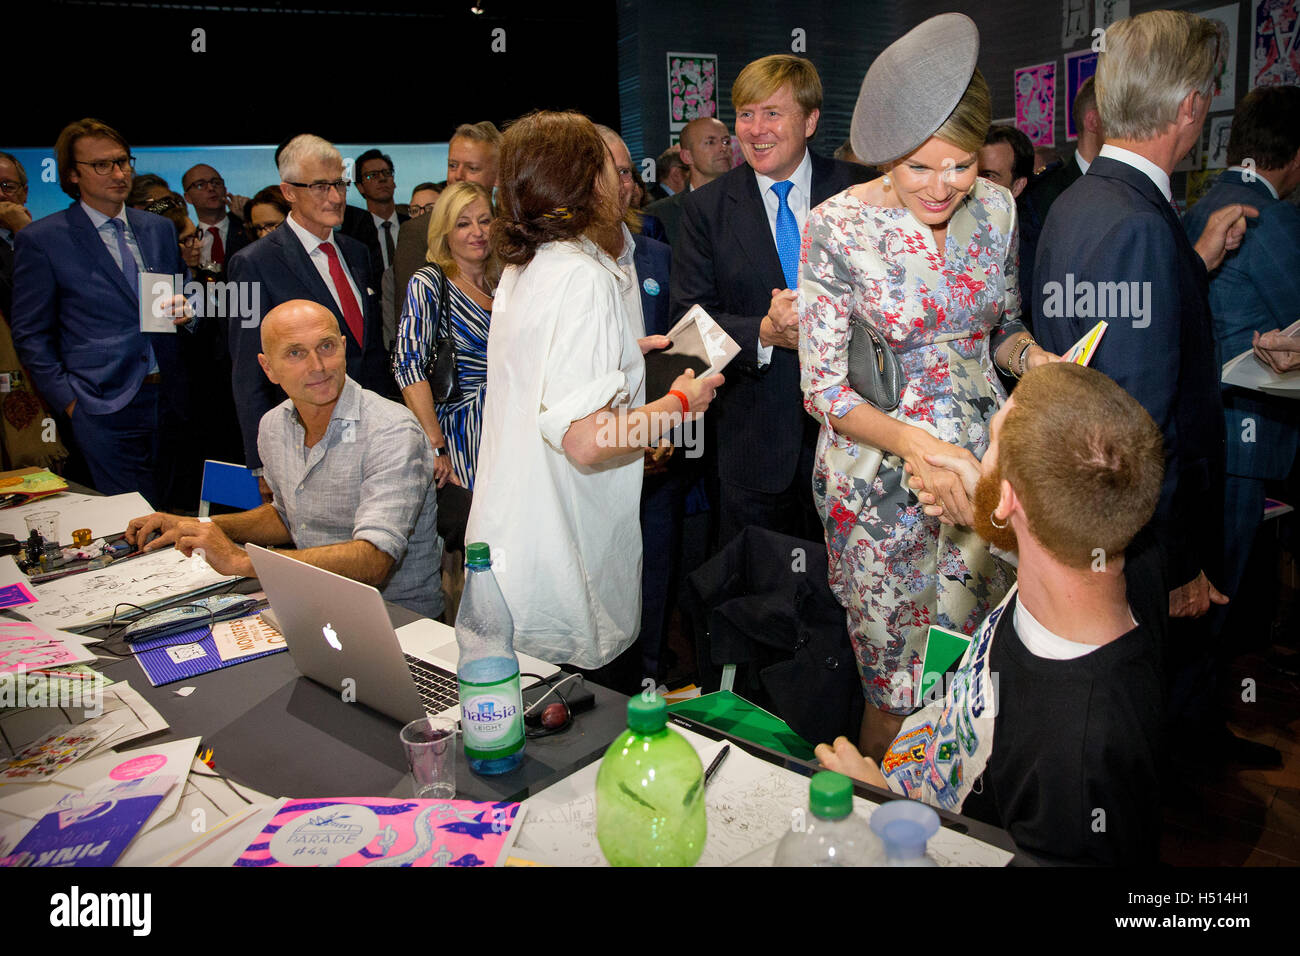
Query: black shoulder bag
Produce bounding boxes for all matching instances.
[421,265,462,404]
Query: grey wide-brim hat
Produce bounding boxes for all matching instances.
[851,13,980,166]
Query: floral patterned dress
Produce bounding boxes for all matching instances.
[798,179,1023,714]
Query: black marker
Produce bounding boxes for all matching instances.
[703,744,730,788]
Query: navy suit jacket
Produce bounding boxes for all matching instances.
[670,152,870,493]
[1035,156,1225,587]
[633,232,672,336]
[226,223,394,467]
[11,203,188,416]
[1182,169,1300,482]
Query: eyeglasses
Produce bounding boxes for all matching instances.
[285,179,351,197]
[144,196,184,215]
[408,202,436,217]
[178,233,205,247]
[250,220,283,236]
[76,156,135,175]
[185,177,224,191]
[360,168,394,183]
[0,179,27,196]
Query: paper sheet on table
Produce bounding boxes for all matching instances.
[212,614,284,662]
[52,736,200,831]
[512,724,1013,867]
[148,802,281,867]
[139,272,180,333]
[21,547,238,629]
[0,680,165,764]
[0,716,122,783]
[0,621,98,673]
[0,492,153,545]
[0,556,36,608]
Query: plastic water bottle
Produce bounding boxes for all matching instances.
[870,799,941,866]
[596,695,706,866]
[774,771,885,866]
[455,542,524,775]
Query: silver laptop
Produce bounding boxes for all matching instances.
[245,544,560,725]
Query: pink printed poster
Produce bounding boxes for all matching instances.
[233,797,522,867]
[667,53,718,133]
[1015,61,1057,147]
[1252,0,1300,88]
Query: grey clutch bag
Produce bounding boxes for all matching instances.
[846,315,905,411]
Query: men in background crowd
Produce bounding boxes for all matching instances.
[227,133,395,475]
[0,152,31,321]
[342,149,409,279]
[1182,85,1300,683]
[979,124,1040,332]
[394,122,501,306]
[1028,76,1103,229]
[182,163,250,276]
[1034,11,1264,764]
[647,145,689,202]
[126,299,444,620]
[672,55,870,546]
[11,119,191,506]
[645,117,733,245]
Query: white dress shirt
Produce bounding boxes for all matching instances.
[284,212,366,321]
[1098,144,1172,202]
[754,147,813,365]
[1075,151,1091,175]
[466,236,646,669]
[1228,165,1278,199]
[81,201,156,374]
[371,210,401,270]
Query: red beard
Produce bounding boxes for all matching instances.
[973,466,1018,554]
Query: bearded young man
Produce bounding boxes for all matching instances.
[818,362,1168,866]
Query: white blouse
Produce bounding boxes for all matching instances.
[466,236,646,669]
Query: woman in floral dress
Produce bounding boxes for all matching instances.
[799,16,1055,757]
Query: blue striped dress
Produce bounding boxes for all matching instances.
[392,264,491,489]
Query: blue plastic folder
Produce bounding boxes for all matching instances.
[132,622,285,687]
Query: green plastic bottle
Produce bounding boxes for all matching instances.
[595,695,706,866]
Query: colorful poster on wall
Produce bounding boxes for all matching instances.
[1206,116,1234,168]
[1251,0,1300,88]
[1015,62,1058,147]
[1064,49,1099,140]
[1062,0,1089,47]
[667,52,719,134]
[1202,4,1240,111]
[1187,168,1220,208]
[1095,0,1130,31]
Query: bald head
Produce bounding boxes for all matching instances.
[260,299,340,352]
[679,117,731,187]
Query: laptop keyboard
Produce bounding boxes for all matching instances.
[404,654,460,713]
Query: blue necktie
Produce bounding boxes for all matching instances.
[770,180,800,290]
[107,217,139,298]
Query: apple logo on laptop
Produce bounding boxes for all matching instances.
[322,623,342,650]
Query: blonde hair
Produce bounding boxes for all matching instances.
[731,54,823,115]
[1096,10,1218,141]
[425,181,500,287]
[931,67,991,155]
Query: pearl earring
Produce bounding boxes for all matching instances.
[882,173,891,187]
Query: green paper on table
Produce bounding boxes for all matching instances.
[921,625,971,697]
[667,690,815,760]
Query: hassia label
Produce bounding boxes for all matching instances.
[458,676,524,756]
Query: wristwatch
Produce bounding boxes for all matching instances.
[432,446,447,458]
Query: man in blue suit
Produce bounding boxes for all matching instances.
[1035,11,1263,761]
[671,55,870,547]
[227,134,395,472]
[1183,85,1300,613]
[11,119,190,505]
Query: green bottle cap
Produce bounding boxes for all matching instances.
[465,542,491,567]
[626,694,668,733]
[809,771,854,819]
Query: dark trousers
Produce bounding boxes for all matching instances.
[717,424,820,548]
[637,464,689,680]
[72,383,162,507]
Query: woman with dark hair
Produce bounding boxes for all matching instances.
[128,173,176,210]
[465,111,724,688]
[242,185,289,243]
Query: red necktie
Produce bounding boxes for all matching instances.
[207,226,225,265]
[318,241,365,346]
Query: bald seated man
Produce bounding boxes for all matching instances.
[127,299,445,619]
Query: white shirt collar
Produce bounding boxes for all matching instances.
[0,227,12,247]
[1074,151,1091,175]
[371,210,400,230]
[1228,165,1278,199]
[285,210,333,253]
[754,147,813,201]
[81,200,128,230]
[1098,144,1172,202]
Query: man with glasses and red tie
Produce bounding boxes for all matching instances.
[181,163,250,278]
[10,119,192,505]
[226,133,397,480]
[342,149,410,349]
